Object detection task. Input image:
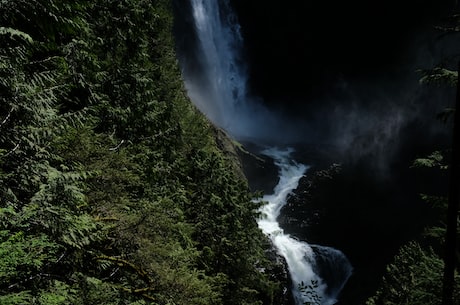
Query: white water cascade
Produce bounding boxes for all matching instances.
[258,147,352,305]
[184,0,282,141]
[188,0,245,126]
[183,1,353,303]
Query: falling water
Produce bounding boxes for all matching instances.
[188,0,246,126]
[183,0,283,142]
[258,147,352,304]
[183,1,352,303]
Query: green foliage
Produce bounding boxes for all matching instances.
[411,151,460,247]
[412,151,449,170]
[419,67,458,87]
[366,242,460,305]
[0,291,33,305]
[181,146,269,304]
[0,0,283,304]
[368,147,460,305]
[36,280,76,305]
[0,229,59,285]
[0,27,33,42]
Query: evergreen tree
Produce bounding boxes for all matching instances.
[1,1,284,304]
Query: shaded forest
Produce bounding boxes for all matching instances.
[0,1,287,304]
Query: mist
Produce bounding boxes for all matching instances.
[299,27,459,173]
[173,0,308,144]
[173,0,459,172]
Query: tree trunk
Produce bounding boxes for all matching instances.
[442,61,460,305]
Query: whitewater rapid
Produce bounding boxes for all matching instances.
[257,147,351,305]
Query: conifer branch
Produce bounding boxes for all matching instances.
[94,216,120,222]
[109,139,125,151]
[0,108,13,128]
[5,143,19,156]
[95,255,153,285]
[95,255,157,301]
[434,25,460,33]
[119,286,156,299]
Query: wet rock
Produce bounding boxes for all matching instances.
[237,141,279,194]
[279,163,342,241]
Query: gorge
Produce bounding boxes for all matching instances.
[176,0,355,303]
[174,0,458,304]
[1,0,458,304]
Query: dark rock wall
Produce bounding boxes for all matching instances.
[230,0,453,104]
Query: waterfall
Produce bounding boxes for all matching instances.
[188,0,246,127]
[182,1,352,303]
[181,0,283,142]
[258,147,352,305]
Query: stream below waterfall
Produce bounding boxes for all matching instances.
[256,147,352,305]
